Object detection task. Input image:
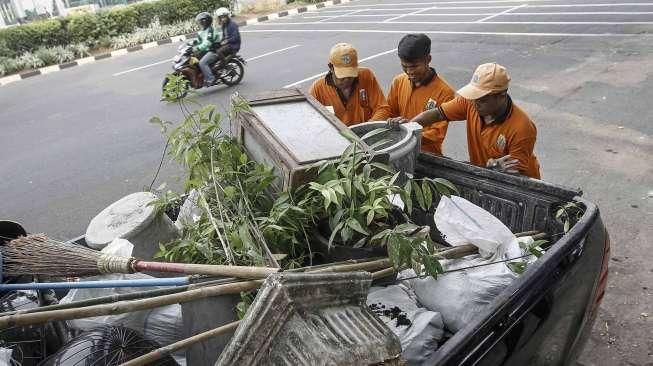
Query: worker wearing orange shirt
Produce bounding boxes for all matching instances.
[390,63,541,179]
[309,43,388,126]
[376,34,456,155]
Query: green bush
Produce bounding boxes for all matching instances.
[0,57,23,76]
[17,52,44,70]
[0,19,68,57]
[34,47,59,65]
[0,0,228,56]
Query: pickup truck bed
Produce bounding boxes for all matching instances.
[413,154,609,366]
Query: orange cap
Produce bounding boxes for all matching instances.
[329,43,359,79]
[457,63,511,100]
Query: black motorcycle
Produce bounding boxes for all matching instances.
[162,42,245,98]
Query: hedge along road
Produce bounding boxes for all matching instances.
[0,1,652,364]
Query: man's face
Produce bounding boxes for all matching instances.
[198,19,211,29]
[473,92,508,118]
[219,15,229,25]
[329,65,356,91]
[400,55,431,84]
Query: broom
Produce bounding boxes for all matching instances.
[1,234,278,280]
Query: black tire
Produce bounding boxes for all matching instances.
[219,59,244,86]
[161,75,189,100]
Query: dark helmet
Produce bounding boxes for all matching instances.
[195,12,213,24]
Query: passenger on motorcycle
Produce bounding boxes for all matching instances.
[194,12,220,86]
[214,8,241,68]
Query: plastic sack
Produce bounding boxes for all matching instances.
[410,196,526,332]
[175,189,202,230]
[0,348,13,366]
[367,284,444,365]
[433,195,521,259]
[59,239,185,364]
[409,255,517,333]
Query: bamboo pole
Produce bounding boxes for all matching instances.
[0,277,238,318]
[119,320,242,366]
[434,244,478,259]
[0,280,261,329]
[371,267,396,280]
[310,258,392,273]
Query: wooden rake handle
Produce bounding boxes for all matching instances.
[132,260,279,279]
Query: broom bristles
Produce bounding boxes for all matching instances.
[1,234,123,278]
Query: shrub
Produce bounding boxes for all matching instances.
[17,52,44,70]
[66,12,105,45]
[0,19,68,57]
[34,47,59,65]
[69,43,91,58]
[52,46,76,64]
[0,0,228,58]
[0,57,23,76]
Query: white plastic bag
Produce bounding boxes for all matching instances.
[59,239,185,364]
[175,189,202,230]
[0,348,13,366]
[367,284,444,365]
[410,196,524,332]
[433,195,521,259]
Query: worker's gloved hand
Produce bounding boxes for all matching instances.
[387,117,408,130]
[487,155,520,174]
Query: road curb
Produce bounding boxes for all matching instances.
[0,0,351,87]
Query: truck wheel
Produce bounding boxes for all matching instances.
[220,59,244,86]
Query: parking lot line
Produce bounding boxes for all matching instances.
[475,4,527,22]
[318,9,365,22]
[304,2,653,12]
[254,20,653,25]
[244,45,301,61]
[384,6,436,23]
[283,47,397,88]
[329,0,560,8]
[303,11,653,18]
[113,45,302,77]
[243,29,651,37]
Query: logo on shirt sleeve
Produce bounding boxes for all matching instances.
[496,134,507,151]
[424,98,438,111]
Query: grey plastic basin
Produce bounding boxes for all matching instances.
[350,121,423,177]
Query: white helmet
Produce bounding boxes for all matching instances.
[215,7,230,17]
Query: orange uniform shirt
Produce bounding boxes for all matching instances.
[439,96,541,179]
[375,71,455,155]
[309,67,388,126]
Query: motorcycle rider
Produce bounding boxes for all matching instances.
[194,12,220,87]
[214,7,241,69]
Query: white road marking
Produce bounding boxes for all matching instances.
[113,45,301,77]
[242,29,651,37]
[384,6,435,22]
[113,58,172,76]
[304,13,492,17]
[324,0,560,8]
[303,2,653,12]
[253,20,653,25]
[318,9,365,22]
[244,44,301,61]
[476,4,527,22]
[283,48,397,88]
[303,11,653,17]
[304,11,653,19]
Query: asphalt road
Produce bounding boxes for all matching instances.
[0,0,652,364]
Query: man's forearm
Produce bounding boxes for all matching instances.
[411,108,445,127]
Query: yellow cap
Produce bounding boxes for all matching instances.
[329,43,359,79]
[457,63,511,100]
